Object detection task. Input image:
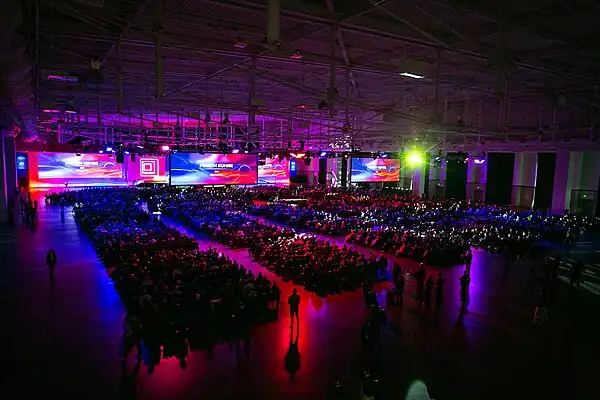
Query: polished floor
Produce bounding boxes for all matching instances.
[4,203,598,399]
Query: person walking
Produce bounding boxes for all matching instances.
[288,288,300,328]
[46,248,57,279]
[395,271,406,305]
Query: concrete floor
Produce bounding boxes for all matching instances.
[4,203,598,399]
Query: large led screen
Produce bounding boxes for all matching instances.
[350,158,401,183]
[170,153,257,185]
[126,156,168,184]
[258,157,289,185]
[29,152,126,188]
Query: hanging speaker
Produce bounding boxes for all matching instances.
[318,157,327,185]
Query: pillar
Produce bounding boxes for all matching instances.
[412,163,426,197]
[399,161,412,190]
[511,152,538,209]
[553,151,600,216]
[428,159,446,198]
[466,154,487,202]
[0,132,17,222]
[551,151,570,214]
[326,157,337,186]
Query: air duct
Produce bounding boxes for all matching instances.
[0,0,37,141]
[267,0,281,45]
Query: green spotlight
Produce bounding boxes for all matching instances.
[407,151,424,166]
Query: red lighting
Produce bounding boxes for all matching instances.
[42,109,61,113]
[289,53,303,60]
[295,104,308,109]
[290,152,306,159]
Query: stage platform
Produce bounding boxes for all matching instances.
[4,204,599,399]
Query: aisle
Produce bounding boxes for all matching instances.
[6,205,125,398]
[149,215,370,399]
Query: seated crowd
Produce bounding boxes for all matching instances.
[249,235,387,295]
[52,186,590,299]
[67,188,281,331]
[244,188,586,266]
[157,189,295,248]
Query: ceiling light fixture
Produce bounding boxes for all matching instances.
[400,72,425,79]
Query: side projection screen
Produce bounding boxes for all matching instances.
[350,158,401,183]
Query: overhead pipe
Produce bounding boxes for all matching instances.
[248,60,256,126]
[266,0,280,45]
[116,36,123,113]
[154,0,164,99]
[325,0,357,91]
[433,48,441,121]
[328,26,337,117]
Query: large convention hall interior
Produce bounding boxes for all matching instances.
[3,0,600,399]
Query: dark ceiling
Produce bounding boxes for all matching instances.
[3,0,600,150]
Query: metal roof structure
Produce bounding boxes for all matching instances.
[4,0,600,151]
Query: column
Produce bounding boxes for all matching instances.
[0,132,6,222]
[466,154,487,202]
[0,131,16,222]
[428,159,446,199]
[412,163,426,197]
[551,151,570,214]
[553,151,600,216]
[326,157,337,187]
[511,152,538,209]
[399,160,412,190]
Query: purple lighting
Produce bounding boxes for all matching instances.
[47,75,78,83]
[473,158,486,164]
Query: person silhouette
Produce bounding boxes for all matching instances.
[46,248,57,279]
[284,328,300,380]
[288,288,300,328]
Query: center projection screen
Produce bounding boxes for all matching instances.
[258,157,290,185]
[170,153,258,185]
[350,158,401,183]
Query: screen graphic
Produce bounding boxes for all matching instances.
[350,158,401,182]
[170,153,257,185]
[258,157,289,185]
[29,152,126,188]
[126,156,167,184]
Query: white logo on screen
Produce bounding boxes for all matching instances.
[139,158,159,176]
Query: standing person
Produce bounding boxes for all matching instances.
[423,276,434,309]
[414,263,426,302]
[571,260,584,287]
[46,248,57,279]
[395,270,406,305]
[464,250,473,272]
[392,262,402,286]
[435,272,444,310]
[459,270,470,309]
[288,288,300,328]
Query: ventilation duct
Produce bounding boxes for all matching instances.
[0,0,37,141]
